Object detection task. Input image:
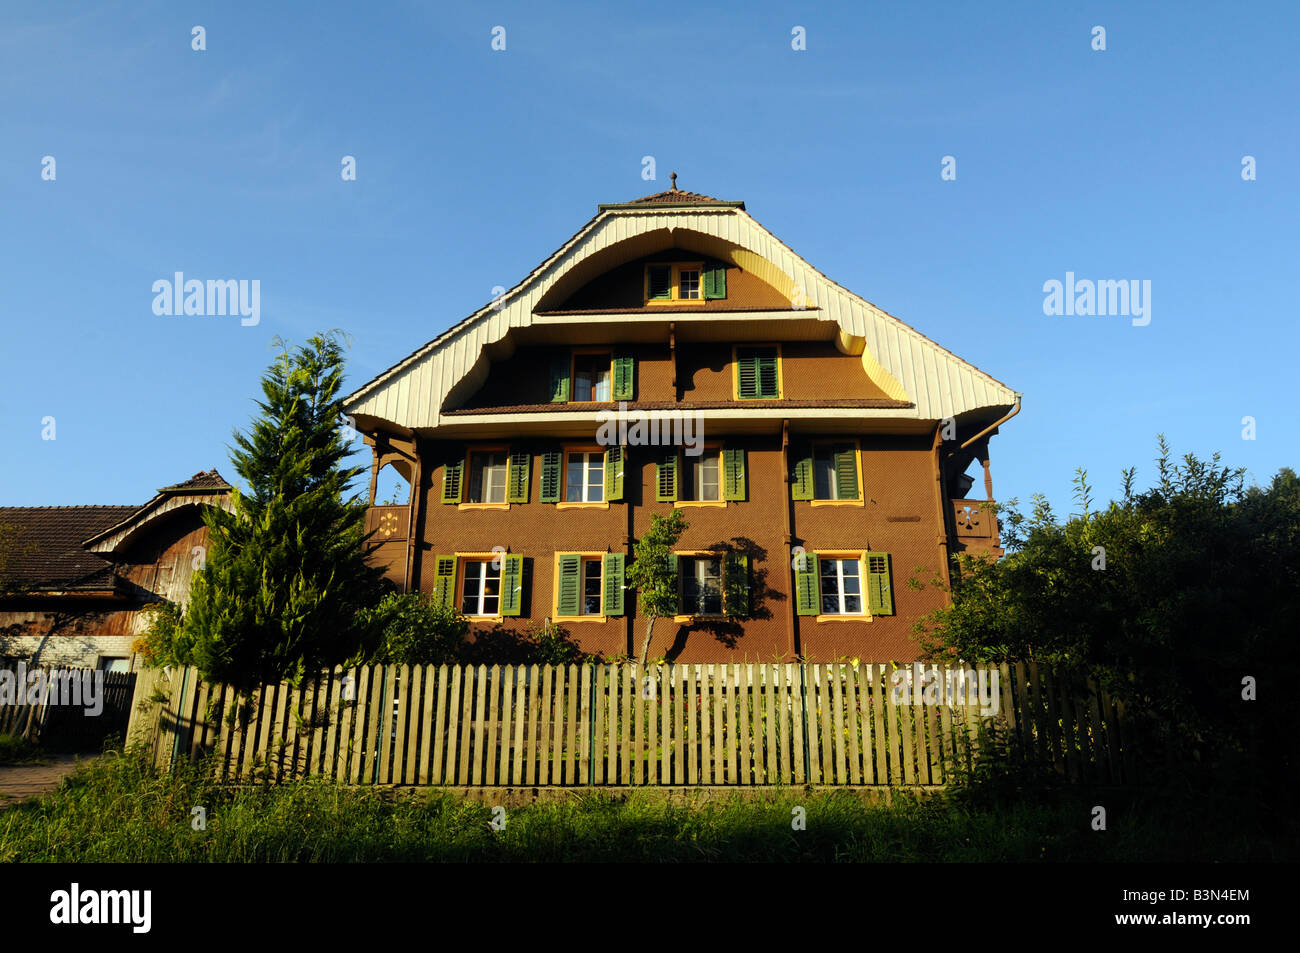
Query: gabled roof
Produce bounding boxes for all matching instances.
[159,469,231,493]
[0,506,136,593]
[344,188,1018,431]
[83,470,232,554]
[0,470,234,597]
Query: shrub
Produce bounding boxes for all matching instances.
[361,591,471,666]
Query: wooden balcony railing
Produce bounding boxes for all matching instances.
[952,500,995,539]
[365,505,410,542]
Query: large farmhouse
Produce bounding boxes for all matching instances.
[345,183,1018,663]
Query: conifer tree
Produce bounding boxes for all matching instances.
[181,333,385,691]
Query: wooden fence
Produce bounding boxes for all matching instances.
[127,662,1131,787]
[0,664,136,750]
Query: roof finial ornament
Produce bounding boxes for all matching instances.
[669,171,678,191]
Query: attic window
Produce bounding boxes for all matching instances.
[678,269,700,299]
[645,262,725,304]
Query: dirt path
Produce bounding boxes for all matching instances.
[0,754,86,807]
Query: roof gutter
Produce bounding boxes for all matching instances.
[956,395,1022,452]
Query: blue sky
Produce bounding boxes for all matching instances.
[2,1,1296,517]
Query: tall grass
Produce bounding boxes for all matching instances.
[0,746,1283,862]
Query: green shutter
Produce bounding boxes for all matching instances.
[557,554,581,616]
[612,353,635,400]
[703,262,727,299]
[834,444,859,500]
[757,350,779,398]
[604,446,624,501]
[866,553,894,616]
[736,350,758,399]
[603,553,625,616]
[794,551,818,616]
[549,358,570,403]
[433,555,458,608]
[790,444,813,500]
[501,554,524,616]
[441,458,464,504]
[647,265,672,300]
[507,451,530,503]
[724,551,749,617]
[656,451,679,502]
[539,449,562,503]
[722,447,746,501]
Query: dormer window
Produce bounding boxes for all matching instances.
[645,261,725,304]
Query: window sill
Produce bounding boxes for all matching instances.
[645,299,709,307]
[552,615,608,624]
[808,499,864,508]
[458,502,510,511]
[557,501,609,510]
[673,500,726,508]
[815,614,872,623]
[673,613,730,623]
[464,615,505,623]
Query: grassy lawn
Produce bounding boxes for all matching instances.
[0,747,1283,862]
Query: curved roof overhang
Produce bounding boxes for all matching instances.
[344,203,1018,435]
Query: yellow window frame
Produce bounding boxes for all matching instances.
[674,444,726,507]
[812,550,872,622]
[454,551,507,621]
[808,438,865,507]
[556,443,610,509]
[568,348,614,404]
[645,261,707,306]
[458,444,512,510]
[731,343,784,400]
[552,551,609,623]
[672,548,728,622]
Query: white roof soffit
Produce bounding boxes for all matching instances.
[343,204,1018,430]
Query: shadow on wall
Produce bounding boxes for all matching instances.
[665,537,780,661]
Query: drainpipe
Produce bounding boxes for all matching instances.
[930,425,954,592]
[781,420,799,659]
[942,395,1021,574]
[403,442,422,594]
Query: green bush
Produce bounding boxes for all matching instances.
[0,732,39,765]
[361,591,471,666]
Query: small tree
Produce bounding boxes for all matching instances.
[624,510,688,668]
[180,333,386,692]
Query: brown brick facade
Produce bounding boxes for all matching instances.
[402,430,949,664]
